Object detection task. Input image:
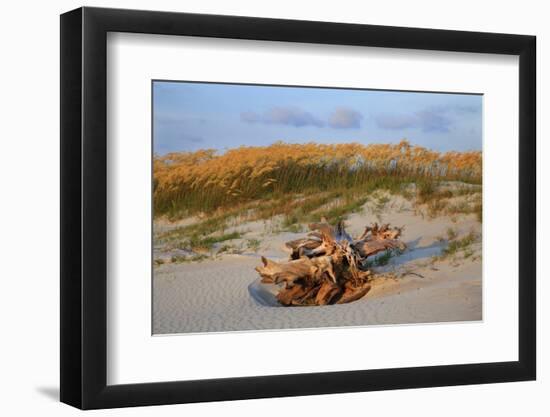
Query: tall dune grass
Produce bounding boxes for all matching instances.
[153,140,481,219]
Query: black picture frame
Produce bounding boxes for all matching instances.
[60,6,536,410]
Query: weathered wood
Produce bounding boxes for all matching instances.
[254,220,405,306]
[315,280,341,305]
[353,238,406,259]
[255,256,316,286]
[277,284,308,306]
[336,282,372,304]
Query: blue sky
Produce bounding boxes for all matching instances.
[153,81,482,155]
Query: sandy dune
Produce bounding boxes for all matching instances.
[153,192,482,334]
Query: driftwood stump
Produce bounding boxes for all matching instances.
[254,220,405,306]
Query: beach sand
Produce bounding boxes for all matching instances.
[153,192,482,334]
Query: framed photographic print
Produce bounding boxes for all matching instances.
[60,6,536,409]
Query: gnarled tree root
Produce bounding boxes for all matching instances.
[255,220,405,306]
